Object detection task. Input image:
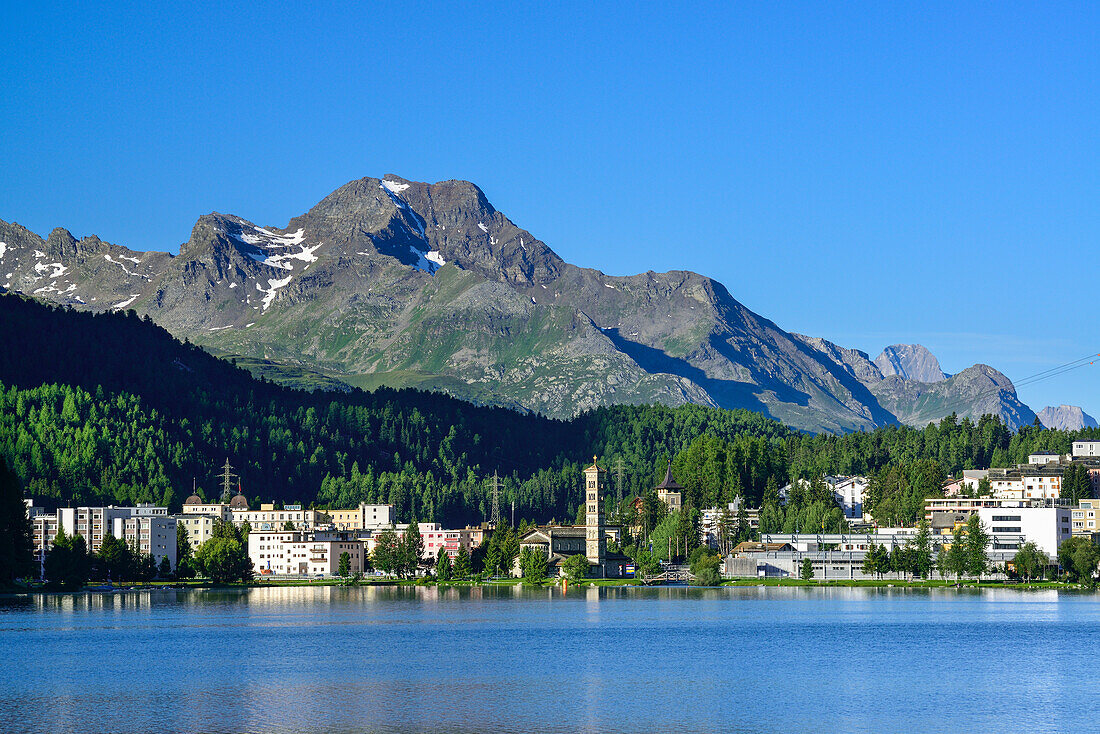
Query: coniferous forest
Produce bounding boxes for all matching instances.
[2,293,1097,527]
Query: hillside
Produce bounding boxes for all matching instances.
[2,294,1095,527]
[0,293,795,521]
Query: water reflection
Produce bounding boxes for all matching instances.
[1,586,1099,733]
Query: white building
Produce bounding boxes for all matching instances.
[232,503,324,532]
[1071,499,1100,536]
[1073,440,1100,458]
[111,515,178,570]
[960,469,989,493]
[248,530,365,576]
[1028,452,1065,465]
[32,505,169,563]
[976,506,1072,558]
[832,477,867,518]
[779,476,867,518]
[324,503,395,530]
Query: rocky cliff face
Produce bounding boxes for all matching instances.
[874,344,948,383]
[1038,405,1098,431]
[0,174,1048,433]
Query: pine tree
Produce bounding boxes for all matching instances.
[0,457,34,584]
[453,545,472,580]
[435,547,452,582]
[400,519,424,578]
[965,514,989,580]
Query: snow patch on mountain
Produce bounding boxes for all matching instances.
[425,251,445,267]
[34,261,68,279]
[381,179,410,194]
[112,294,140,309]
[104,254,148,279]
[231,226,319,271]
[258,275,293,311]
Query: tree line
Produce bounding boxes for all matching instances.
[3,294,1100,533]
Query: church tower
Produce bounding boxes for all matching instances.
[583,457,607,577]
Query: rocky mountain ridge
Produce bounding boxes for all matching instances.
[874,344,948,383]
[1037,405,1098,431]
[0,174,1049,433]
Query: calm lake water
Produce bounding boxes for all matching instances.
[1,584,1096,733]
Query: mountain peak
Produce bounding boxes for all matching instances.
[1038,405,1098,431]
[874,344,947,383]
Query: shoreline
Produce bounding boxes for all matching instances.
[3,577,1086,595]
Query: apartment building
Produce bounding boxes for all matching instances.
[112,515,178,569]
[1073,440,1100,458]
[248,530,365,576]
[175,513,218,551]
[975,506,1072,558]
[444,527,486,558]
[1071,499,1100,538]
[32,505,166,559]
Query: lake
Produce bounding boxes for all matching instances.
[0,584,1095,733]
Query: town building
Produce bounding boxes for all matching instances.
[975,506,1071,558]
[444,527,486,558]
[112,515,178,570]
[959,469,989,494]
[1071,499,1100,538]
[831,476,866,518]
[324,503,395,531]
[175,513,218,552]
[232,503,324,532]
[517,458,631,578]
[924,496,1073,526]
[248,530,366,576]
[31,504,169,563]
[779,475,868,519]
[181,494,234,522]
[1073,440,1100,458]
[700,498,760,551]
[1029,452,1065,465]
[655,462,683,513]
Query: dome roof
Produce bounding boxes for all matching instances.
[229,493,250,510]
[184,493,203,505]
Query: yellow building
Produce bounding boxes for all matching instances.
[655,462,683,513]
[324,503,395,530]
[176,513,218,551]
[1071,499,1100,538]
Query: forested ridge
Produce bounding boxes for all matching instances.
[2,294,1097,527]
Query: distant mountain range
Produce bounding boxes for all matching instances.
[0,174,1083,433]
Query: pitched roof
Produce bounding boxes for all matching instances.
[656,461,683,491]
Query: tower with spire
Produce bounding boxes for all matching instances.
[656,460,683,513]
[583,456,607,575]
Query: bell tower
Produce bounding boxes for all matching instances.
[583,457,606,576]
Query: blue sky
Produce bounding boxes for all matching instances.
[3,3,1098,417]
